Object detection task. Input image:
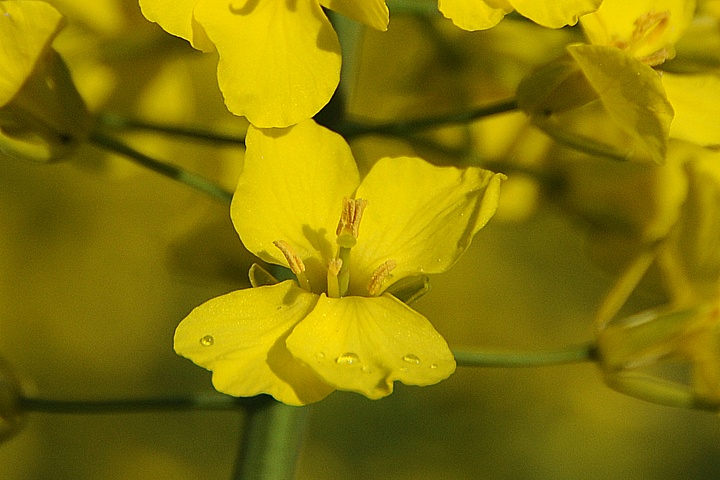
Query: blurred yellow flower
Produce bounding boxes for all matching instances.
[173,119,505,405]
[580,0,696,65]
[0,0,91,162]
[138,0,389,128]
[595,143,720,407]
[439,0,602,31]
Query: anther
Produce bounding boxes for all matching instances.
[327,258,343,298]
[368,260,398,296]
[273,240,305,275]
[273,240,311,291]
[336,197,368,242]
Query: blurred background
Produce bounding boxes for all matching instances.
[2,1,720,479]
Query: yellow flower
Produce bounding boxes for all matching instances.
[580,0,720,148]
[138,0,389,128]
[173,119,505,405]
[595,144,720,406]
[439,0,602,31]
[580,0,696,66]
[0,0,91,162]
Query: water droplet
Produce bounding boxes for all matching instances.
[316,352,326,360]
[361,365,373,373]
[402,354,421,364]
[335,352,360,365]
[200,335,214,346]
[430,364,438,369]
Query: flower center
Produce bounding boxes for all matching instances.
[611,10,671,66]
[273,197,396,298]
[328,197,368,298]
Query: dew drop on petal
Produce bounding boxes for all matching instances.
[200,335,214,346]
[361,365,373,373]
[336,352,360,365]
[430,364,438,369]
[316,352,326,360]
[402,354,421,364]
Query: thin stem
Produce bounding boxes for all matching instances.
[233,400,309,480]
[339,98,519,139]
[18,393,271,414]
[89,131,233,203]
[453,342,598,368]
[99,114,247,146]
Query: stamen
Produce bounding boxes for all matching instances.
[273,240,311,291]
[327,258,343,298]
[631,11,669,46]
[611,10,671,66]
[368,260,398,296]
[336,197,368,247]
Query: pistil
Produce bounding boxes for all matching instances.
[333,197,368,296]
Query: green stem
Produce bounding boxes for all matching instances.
[453,342,598,368]
[233,400,309,480]
[89,131,233,203]
[99,114,247,146]
[339,98,519,139]
[18,393,270,414]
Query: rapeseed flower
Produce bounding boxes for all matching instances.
[439,0,602,31]
[173,119,504,405]
[0,0,91,162]
[138,0,389,128]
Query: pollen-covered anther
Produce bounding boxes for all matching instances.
[368,260,398,296]
[336,197,369,239]
[273,240,305,275]
[631,10,669,45]
[326,258,343,298]
[639,48,670,67]
[274,240,312,291]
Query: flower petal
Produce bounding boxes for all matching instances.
[231,120,360,292]
[138,0,214,52]
[174,281,332,405]
[438,0,512,31]
[319,0,389,31]
[0,1,64,106]
[286,294,456,399]
[194,0,341,127]
[349,157,504,295]
[663,73,720,147]
[512,0,601,28]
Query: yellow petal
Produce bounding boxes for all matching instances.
[512,0,601,28]
[0,1,64,106]
[438,0,512,31]
[174,281,333,406]
[286,294,456,399]
[349,157,504,295]
[319,0,389,31]
[194,0,341,127]
[663,73,720,147]
[231,120,360,291]
[138,0,214,52]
